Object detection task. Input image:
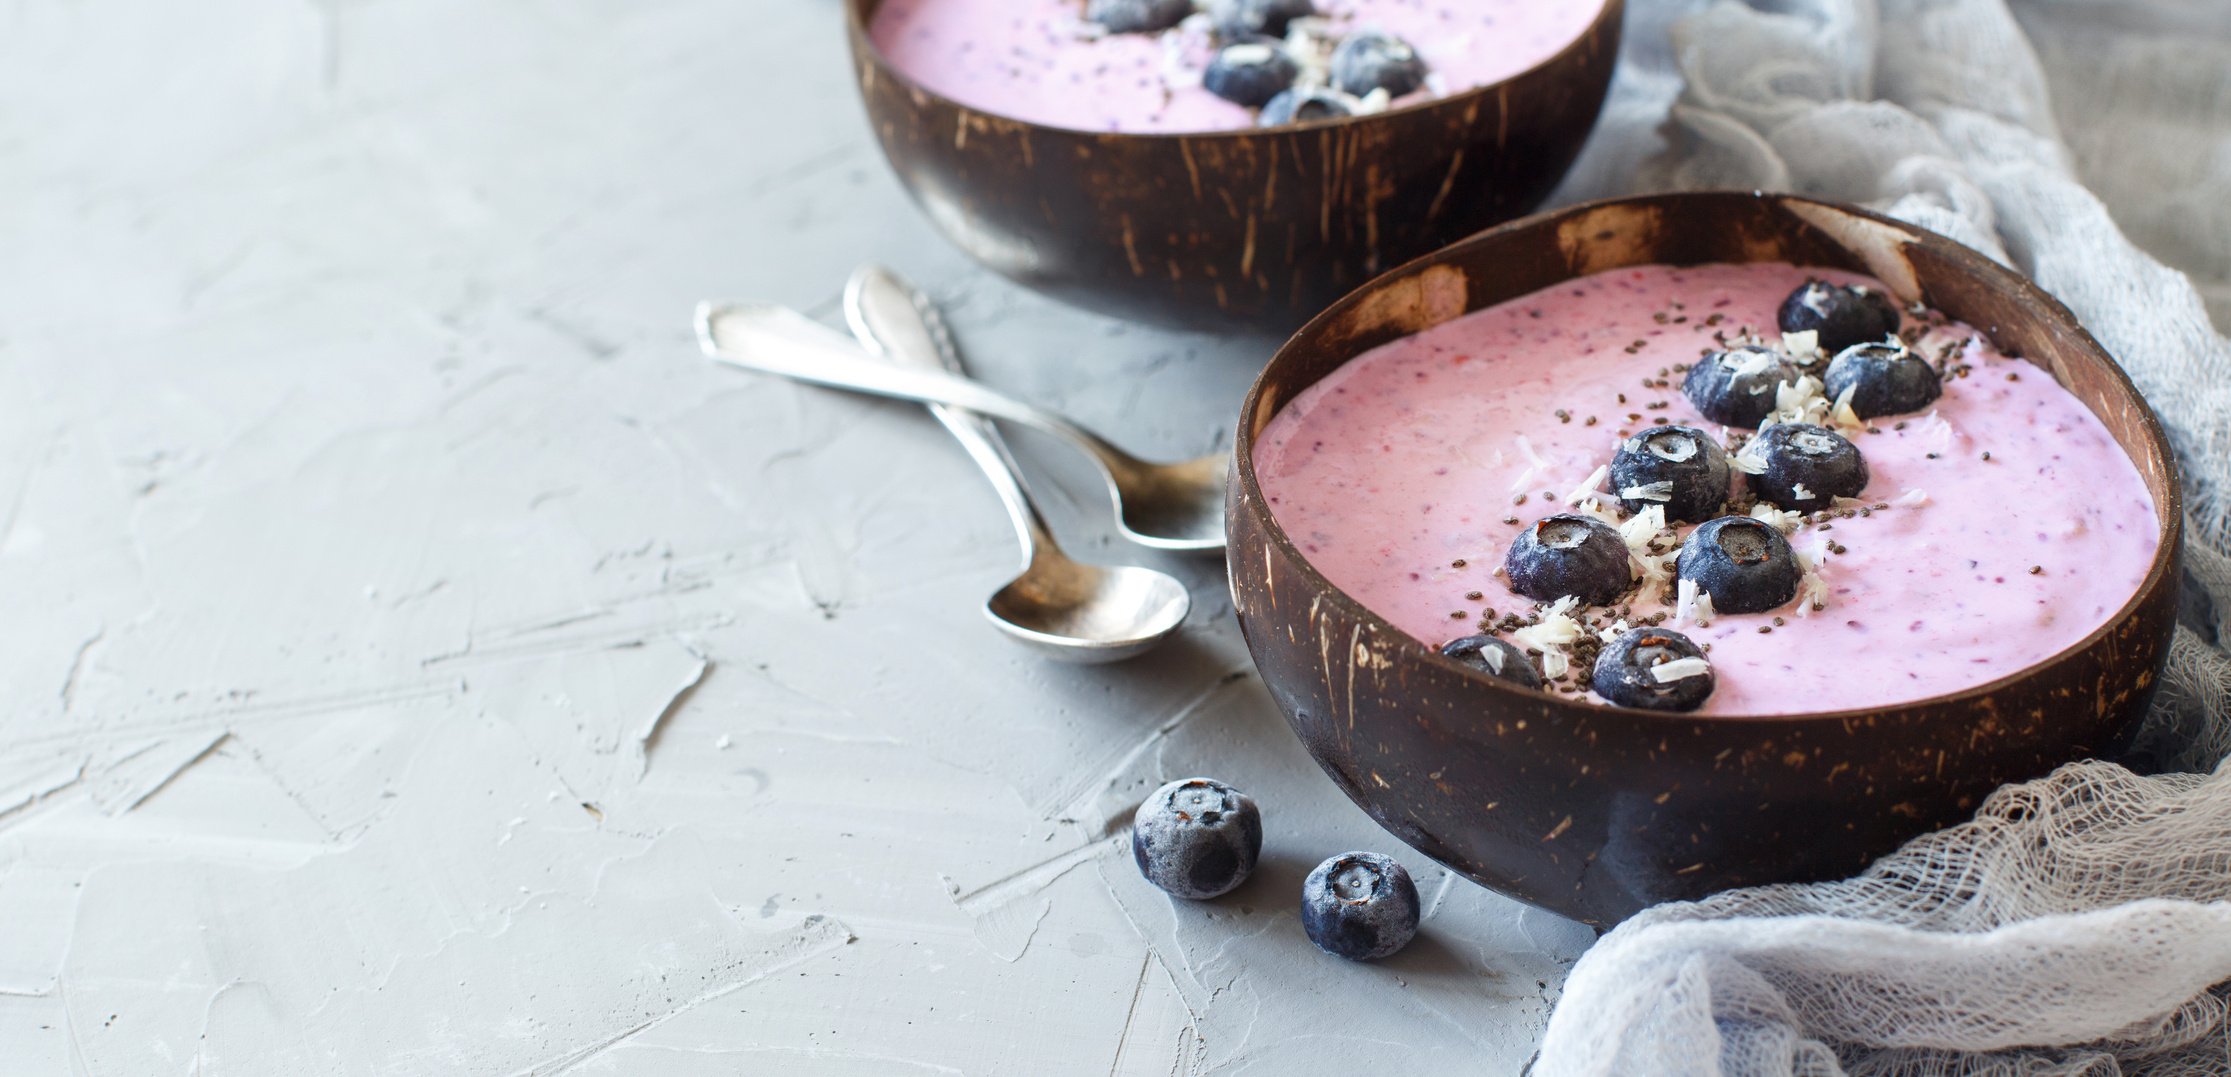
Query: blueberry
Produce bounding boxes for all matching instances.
[1609,424,1732,523]
[1824,341,1942,419]
[1257,87,1355,127]
[1203,40,1298,108]
[1087,0,1192,34]
[1748,423,1868,509]
[1131,778,1264,899]
[1502,513,1633,606]
[1676,516,1803,614]
[1209,0,1315,40]
[1683,345,1799,428]
[1591,627,1714,712]
[1301,852,1420,961]
[1328,31,1427,98]
[1439,635,1543,690]
[1778,280,1901,355]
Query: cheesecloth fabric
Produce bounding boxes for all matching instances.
[1530,1,2231,1073]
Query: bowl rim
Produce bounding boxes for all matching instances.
[842,0,1627,141]
[1231,189,2186,725]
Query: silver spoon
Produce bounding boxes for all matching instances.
[841,266,1189,663]
[695,300,1228,553]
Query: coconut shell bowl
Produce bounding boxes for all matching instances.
[844,0,1625,332]
[1227,192,2184,926]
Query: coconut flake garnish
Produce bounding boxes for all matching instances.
[1478,644,1506,675]
[1597,618,1634,645]
[1759,373,1831,430]
[1729,439,1769,475]
[1618,505,1675,586]
[1790,482,1816,502]
[1352,87,1393,114]
[1510,596,1585,680]
[1829,384,1865,433]
[1563,464,1611,507]
[1782,330,1823,365]
[1510,434,1549,491]
[1620,481,1674,503]
[1725,348,1776,380]
[1749,503,1804,534]
[1675,578,1715,627]
[1794,541,1831,616]
[1893,488,1929,508]
[1650,656,1712,683]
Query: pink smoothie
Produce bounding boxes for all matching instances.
[1254,263,2159,716]
[868,0,1606,134]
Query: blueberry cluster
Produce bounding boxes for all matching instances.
[1131,777,1421,961]
[1088,0,1434,127]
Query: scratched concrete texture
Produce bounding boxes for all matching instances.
[0,0,1598,1073]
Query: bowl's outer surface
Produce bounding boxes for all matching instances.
[846,0,1624,333]
[1228,192,2184,926]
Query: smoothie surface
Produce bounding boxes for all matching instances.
[867,0,1606,133]
[1254,262,2159,716]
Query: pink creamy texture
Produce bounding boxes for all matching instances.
[1255,263,2160,716]
[868,0,1605,134]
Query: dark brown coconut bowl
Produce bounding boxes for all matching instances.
[1228,192,2184,926]
[845,0,1623,332]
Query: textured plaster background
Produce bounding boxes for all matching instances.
[0,0,1598,1072]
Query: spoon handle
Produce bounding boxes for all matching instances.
[841,267,1059,565]
[696,301,1136,476]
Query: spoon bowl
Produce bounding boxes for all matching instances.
[986,559,1193,665]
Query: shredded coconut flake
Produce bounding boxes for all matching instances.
[1675,578,1716,627]
[1782,330,1823,364]
[1829,383,1865,433]
[1749,503,1804,534]
[1620,481,1675,502]
[1729,441,1769,475]
[1650,656,1713,683]
[1511,596,1586,680]
[1618,505,1675,586]
[1893,488,1930,508]
[1760,373,1831,429]
[1727,349,1776,379]
[1564,464,1612,507]
[1791,482,1816,502]
[1597,618,1634,645]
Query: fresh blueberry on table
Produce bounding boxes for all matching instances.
[1591,627,1714,712]
[1778,280,1901,355]
[1204,40,1300,108]
[1748,422,1869,508]
[1257,87,1355,127]
[1301,852,1421,961]
[1087,0,1193,34]
[1503,513,1634,606]
[1676,516,1803,614]
[1683,345,1799,428]
[1209,0,1316,40]
[1329,31,1427,98]
[1132,777,1264,899]
[1609,424,1732,523]
[1439,635,1543,690]
[1825,341,1943,419]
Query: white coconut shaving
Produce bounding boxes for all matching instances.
[1477,644,1506,675]
[1649,656,1713,683]
[1749,503,1805,534]
[1829,383,1866,433]
[1760,373,1832,430]
[1618,504,1676,586]
[1782,330,1823,365]
[1510,596,1586,681]
[1893,488,1930,508]
[1597,618,1634,645]
[1351,87,1393,114]
[1281,15,1339,88]
[1564,464,1612,507]
[1726,348,1777,380]
[1790,482,1816,502]
[1730,437,1769,475]
[1793,539,1831,616]
[1675,578,1715,627]
[1570,497,1623,527]
[1620,481,1674,503]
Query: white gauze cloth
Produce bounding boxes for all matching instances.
[1533,1,2231,1073]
